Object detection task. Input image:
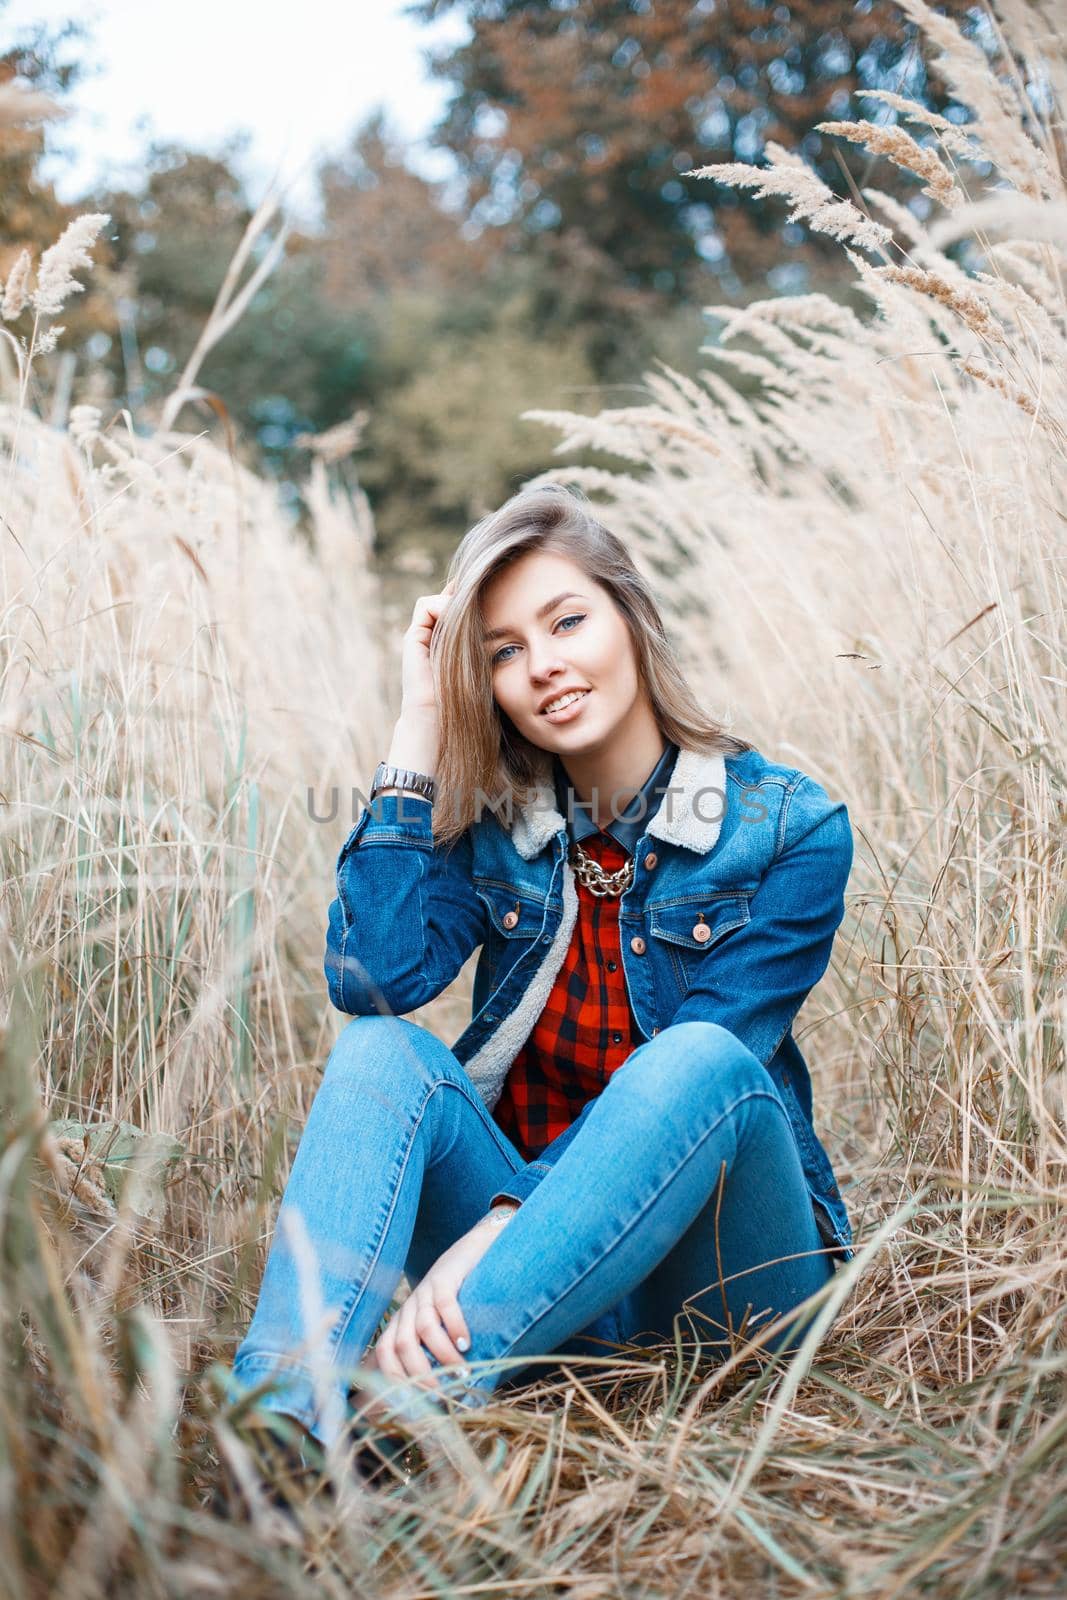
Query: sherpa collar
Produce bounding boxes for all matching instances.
[509,745,728,861]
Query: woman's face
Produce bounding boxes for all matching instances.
[480,549,648,757]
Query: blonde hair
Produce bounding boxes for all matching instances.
[427,482,753,847]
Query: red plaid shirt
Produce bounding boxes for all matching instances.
[491,828,645,1164]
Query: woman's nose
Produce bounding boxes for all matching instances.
[527,644,567,681]
[530,657,567,684]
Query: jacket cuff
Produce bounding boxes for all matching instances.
[340,792,434,856]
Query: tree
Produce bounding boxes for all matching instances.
[0,4,84,250]
[317,109,491,309]
[316,108,674,555]
[351,277,601,558]
[404,0,979,318]
[315,113,710,555]
[95,141,376,476]
[0,5,114,367]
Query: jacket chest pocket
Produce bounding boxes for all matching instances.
[648,894,751,1000]
[474,880,547,987]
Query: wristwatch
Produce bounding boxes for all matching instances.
[485,1202,519,1226]
[369,760,436,805]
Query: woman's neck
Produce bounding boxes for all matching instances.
[556,707,668,830]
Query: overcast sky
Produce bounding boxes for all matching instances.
[5,0,471,220]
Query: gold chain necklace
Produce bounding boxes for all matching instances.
[569,840,634,898]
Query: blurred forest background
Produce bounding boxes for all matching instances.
[3,0,983,573]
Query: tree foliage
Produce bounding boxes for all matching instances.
[95,143,376,479]
[406,0,978,308]
[3,0,997,554]
[0,3,83,249]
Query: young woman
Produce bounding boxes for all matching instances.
[224,483,854,1458]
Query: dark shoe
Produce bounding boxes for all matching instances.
[209,1408,411,1524]
[208,1411,325,1527]
[347,1427,415,1487]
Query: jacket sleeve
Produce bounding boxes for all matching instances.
[487,774,853,1208]
[324,791,489,1016]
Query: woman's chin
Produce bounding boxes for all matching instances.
[530,729,602,764]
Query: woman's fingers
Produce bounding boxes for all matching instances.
[412,1294,469,1369]
[391,1333,437,1385]
[392,1294,450,1382]
[415,585,454,619]
[372,1320,404,1379]
[365,1329,430,1417]
[373,1295,468,1390]
[435,1291,470,1357]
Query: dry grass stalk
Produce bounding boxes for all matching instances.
[816,118,963,209]
[873,262,1004,340]
[854,87,987,161]
[0,82,64,128]
[684,139,893,255]
[893,0,1060,200]
[31,213,110,317]
[1,248,32,321]
[158,185,292,432]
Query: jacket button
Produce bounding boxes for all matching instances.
[644,851,658,870]
[502,910,519,929]
[692,922,711,943]
[630,935,646,955]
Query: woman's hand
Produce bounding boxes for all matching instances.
[383,579,458,779]
[398,578,457,720]
[358,1211,514,1417]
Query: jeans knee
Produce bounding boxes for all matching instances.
[667,1019,746,1055]
[325,1014,453,1091]
[638,1021,768,1099]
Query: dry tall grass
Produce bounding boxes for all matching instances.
[1,0,1064,1594]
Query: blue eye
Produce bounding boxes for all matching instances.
[492,614,585,667]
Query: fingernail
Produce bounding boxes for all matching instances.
[457,1336,469,1352]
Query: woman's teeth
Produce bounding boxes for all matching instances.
[542,689,590,720]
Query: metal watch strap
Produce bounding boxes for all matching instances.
[370,760,436,804]
[485,1203,518,1225]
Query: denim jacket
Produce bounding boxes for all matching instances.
[325,744,855,1259]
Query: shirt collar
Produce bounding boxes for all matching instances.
[552,739,680,857]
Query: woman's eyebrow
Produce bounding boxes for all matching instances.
[483,591,589,643]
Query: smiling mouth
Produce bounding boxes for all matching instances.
[540,689,591,717]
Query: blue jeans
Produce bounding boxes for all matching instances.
[225,1017,835,1446]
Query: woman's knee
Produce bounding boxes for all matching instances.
[629,1020,769,1099]
[665,1019,757,1059]
[325,1013,458,1090]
